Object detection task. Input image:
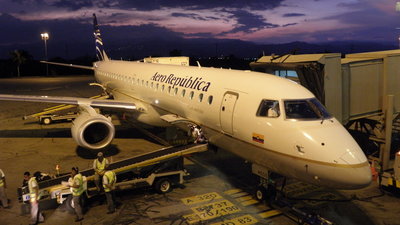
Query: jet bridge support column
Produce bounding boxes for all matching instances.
[381,95,394,170]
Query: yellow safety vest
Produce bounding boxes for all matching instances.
[103,171,116,192]
[28,177,37,202]
[0,170,4,187]
[72,173,84,196]
[95,159,107,172]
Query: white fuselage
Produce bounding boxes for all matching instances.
[94,60,371,189]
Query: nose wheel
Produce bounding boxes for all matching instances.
[253,169,286,204]
[255,185,267,201]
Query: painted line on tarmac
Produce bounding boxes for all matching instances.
[183,199,240,224]
[181,192,223,206]
[210,214,258,225]
[259,209,282,219]
[224,188,242,195]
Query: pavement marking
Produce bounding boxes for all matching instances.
[235,195,253,202]
[231,191,251,198]
[184,199,241,224]
[240,199,259,207]
[224,189,242,195]
[181,192,223,205]
[259,209,282,218]
[209,214,258,225]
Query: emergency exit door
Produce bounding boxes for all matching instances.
[220,92,238,134]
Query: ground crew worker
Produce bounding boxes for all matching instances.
[0,169,9,208]
[68,167,84,222]
[103,170,117,213]
[93,152,109,191]
[24,171,44,225]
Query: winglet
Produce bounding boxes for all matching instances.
[93,13,109,61]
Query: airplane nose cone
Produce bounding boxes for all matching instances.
[336,151,372,189]
[342,163,372,189]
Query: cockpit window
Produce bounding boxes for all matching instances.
[284,98,331,120]
[256,100,280,117]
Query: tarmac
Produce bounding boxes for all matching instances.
[0,76,399,225]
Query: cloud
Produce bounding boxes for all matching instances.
[0,13,185,59]
[283,13,305,17]
[120,0,284,11]
[12,0,284,11]
[171,13,208,21]
[282,23,298,27]
[221,9,279,35]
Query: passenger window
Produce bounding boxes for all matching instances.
[181,89,186,97]
[162,85,165,91]
[174,88,178,95]
[199,93,204,102]
[189,91,194,100]
[208,95,213,105]
[256,100,280,117]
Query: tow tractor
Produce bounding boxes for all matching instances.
[17,143,208,210]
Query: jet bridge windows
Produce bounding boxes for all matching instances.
[284,98,331,120]
[256,100,280,117]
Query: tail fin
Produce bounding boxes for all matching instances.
[93,13,109,61]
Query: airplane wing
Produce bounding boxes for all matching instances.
[0,94,136,110]
[40,61,94,70]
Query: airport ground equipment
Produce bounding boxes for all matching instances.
[39,112,78,124]
[252,163,333,225]
[23,94,108,122]
[17,143,208,210]
[380,151,400,195]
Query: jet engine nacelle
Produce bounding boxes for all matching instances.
[71,106,114,150]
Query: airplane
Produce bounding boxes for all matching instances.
[0,14,371,191]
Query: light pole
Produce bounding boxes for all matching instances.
[41,32,49,76]
[396,2,400,48]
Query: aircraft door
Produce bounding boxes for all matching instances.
[220,92,238,134]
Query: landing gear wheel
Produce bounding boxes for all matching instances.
[154,178,173,194]
[255,185,267,201]
[42,117,52,125]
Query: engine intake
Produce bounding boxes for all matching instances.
[71,109,114,149]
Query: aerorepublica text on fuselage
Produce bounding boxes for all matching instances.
[150,72,211,92]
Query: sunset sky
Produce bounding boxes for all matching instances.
[1,0,400,58]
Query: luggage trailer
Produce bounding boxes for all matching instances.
[17,143,208,210]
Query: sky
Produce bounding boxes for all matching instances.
[1,0,400,59]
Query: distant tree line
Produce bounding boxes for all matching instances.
[0,49,256,78]
[0,50,95,78]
